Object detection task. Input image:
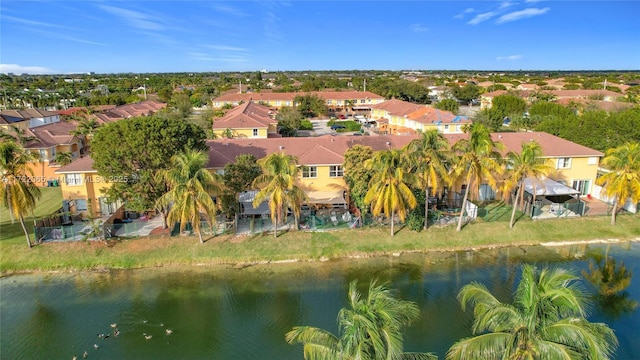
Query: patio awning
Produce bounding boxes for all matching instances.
[523,177,580,196]
[239,190,270,215]
[306,191,346,205]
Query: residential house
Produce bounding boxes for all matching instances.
[481,89,623,109]
[443,132,603,207]
[212,102,278,139]
[54,156,121,218]
[212,91,385,113]
[0,108,60,131]
[18,122,84,186]
[370,99,470,134]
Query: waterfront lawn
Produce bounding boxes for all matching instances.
[0,187,63,245]
[1,210,638,274]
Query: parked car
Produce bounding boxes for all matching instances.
[331,124,346,130]
[337,114,346,119]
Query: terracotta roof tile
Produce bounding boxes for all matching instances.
[213,102,276,129]
[55,156,95,173]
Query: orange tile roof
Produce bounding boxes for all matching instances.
[25,122,79,149]
[406,107,471,125]
[212,102,276,129]
[370,99,425,117]
[443,132,603,157]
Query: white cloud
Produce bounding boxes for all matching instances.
[453,7,475,19]
[499,2,515,10]
[496,55,523,61]
[525,0,544,3]
[497,7,550,24]
[467,11,498,25]
[0,64,55,74]
[2,15,70,29]
[99,5,164,31]
[205,45,248,52]
[210,4,249,17]
[411,23,428,33]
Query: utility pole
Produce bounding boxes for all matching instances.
[143,84,147,100]
[363,78,366,92]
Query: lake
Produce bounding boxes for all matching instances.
[1,241,639,359]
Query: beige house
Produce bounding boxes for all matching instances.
[371,99,470,134]
[212,91,386,112]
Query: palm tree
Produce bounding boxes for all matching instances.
[53,152,73,166]
[286,279,437,360]
[364,149,417,236]
[156,149,224,243]
[252,152,306,237]
[404,130,452,230]
[451,123,504,231]
[9,125,37,146]
[71,118,100,153]
[447,264,618,360]
[596,142,640,225]
[501,141,552,228]
[0,141,42,248]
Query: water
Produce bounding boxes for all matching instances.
[2,242,639,359]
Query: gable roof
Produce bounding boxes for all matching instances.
[406,107,471,125]
[213,102,276,130]
[55,156,96,173]
[0,108,59,120]
[24,122,79,149]
[370,99,425,117]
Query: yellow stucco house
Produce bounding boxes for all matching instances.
[370,99,471,135]
[212,101,278,139]
[54,156,121,218]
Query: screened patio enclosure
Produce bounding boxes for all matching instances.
[522,178,584,219]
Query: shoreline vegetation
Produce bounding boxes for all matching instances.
[1,214,639,277]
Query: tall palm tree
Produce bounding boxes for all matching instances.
[447,264,618,360]
[404,129,452,230]
[286,279,437,360]
[156,149,224,243]
[596,142,640,225]
[364,149,417,236]
[451,123,504,231]
[71,118,100,153]
[501,141,552,228]
[252,152,305,237]
[0,141,42,248]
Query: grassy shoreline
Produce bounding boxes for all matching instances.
[1,213,639,276]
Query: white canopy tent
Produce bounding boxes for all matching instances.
[523,177,580,196]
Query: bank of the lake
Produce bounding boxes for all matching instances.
[1,214,638,276]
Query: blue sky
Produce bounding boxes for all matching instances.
[1,1,638,74]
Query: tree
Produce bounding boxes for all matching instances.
[452,83,481,103]
[294,94,328,118]
[492,94,526,118]
[276,106,303,137]
[452,123,504,231]
[286,279,437,360]
[364,149,417,236]
[171,93,193,117]
[596,142,640,225]
[71,118,100,153]
[221,154,262,218]
[156,149,224,243]
[434,98,459,114]
[91,116,207,220]
[501,141,552,229]
[447,264,618,360]
[53,151,73,166]
[0,141,41,248]
[252,153,306,237]
[404,130,452,230]
[343,145,374,220]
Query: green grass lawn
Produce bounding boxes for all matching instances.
[0,187,63,246]
[1,196,638,274]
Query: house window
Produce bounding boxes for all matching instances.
[252,129,258,137]
[302,166,317,178]
[360,99,366,103]
[65,174,83,186]
[75,199,88,211]
[588,157,598,165]
[285,101,291,106]
[557,158,572,169]
[444,124,450,131]
[275,101,281,106]
[329,165,344,177]
[572,180,591,196]
[39,149,47,160]
[455,125,461,132]
[326,100,333,105]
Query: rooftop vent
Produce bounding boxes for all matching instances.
[386,141,391,146]
[279,145,284,150]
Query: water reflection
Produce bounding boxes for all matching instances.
[582,245,639,320]
[1,242,639,359]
